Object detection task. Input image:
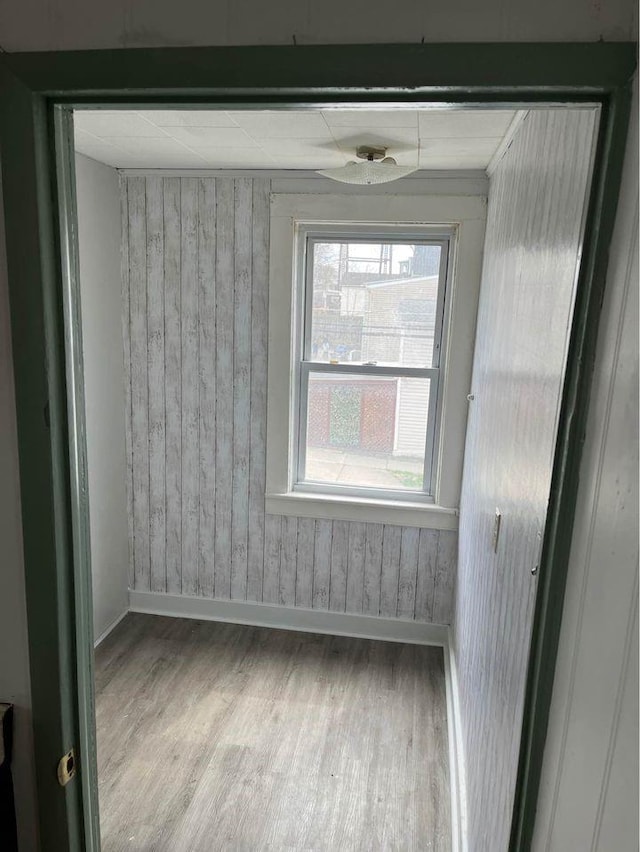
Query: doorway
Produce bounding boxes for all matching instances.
[68,101,596,851]
[0,43,632,852]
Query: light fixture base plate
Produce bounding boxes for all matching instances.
[356,145,387,161]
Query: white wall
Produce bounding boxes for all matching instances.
[0,0,635,51]
[76,154,130,641]
[452,108,598,852]
[0,172,39,850]
[532,80,638,852]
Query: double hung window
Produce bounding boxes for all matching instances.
[295,226,451,502]
[265,193,486,529]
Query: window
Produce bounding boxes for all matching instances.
[266,194,486,529]
[296,228,450,502]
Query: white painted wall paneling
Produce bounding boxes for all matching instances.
[122,175,459,623]
[452,108,599,851]
[0,0,635,52]
[75,154,130,642]
[532,81,639,852]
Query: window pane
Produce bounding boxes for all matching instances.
[309,240,442,367]
[303,373,431,492]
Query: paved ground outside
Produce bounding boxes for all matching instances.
[306,446,424,490]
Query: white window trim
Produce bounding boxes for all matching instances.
[265,193,487,529]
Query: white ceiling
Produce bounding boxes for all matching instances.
[74,108,517,171]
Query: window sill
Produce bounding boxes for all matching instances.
[265,491,458,530]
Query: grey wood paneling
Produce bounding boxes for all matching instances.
[122,176,456,623]
[119,176,134,592]
[127,177,150,591]
[197,178,217,598]
[145,176,166,595]
[163,177,182,595]
[452,109,598,851]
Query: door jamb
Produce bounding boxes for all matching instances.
[0,43,635,851]
[53,103,102,852]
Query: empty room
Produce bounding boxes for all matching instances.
[64,100,598,850]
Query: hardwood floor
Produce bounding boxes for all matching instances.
[95,614,451,851]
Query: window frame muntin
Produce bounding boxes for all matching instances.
[293,222,453,503]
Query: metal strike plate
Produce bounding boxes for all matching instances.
[492,509,502,553]
[57,748,76,787]
[532,529,543,576]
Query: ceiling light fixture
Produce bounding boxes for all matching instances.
[316,145,418,185]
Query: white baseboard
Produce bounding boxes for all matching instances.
[445,631,468,852]
[94,609,129,648]
[128,590,448,646]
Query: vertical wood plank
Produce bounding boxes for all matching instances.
[214,179,235,599]
[415,528,439,622]
[329,520,349,612]
[313,520,332,610]
[262,514,281,605]
[397,526,420,619]
[180,178,200,597]
[197,179,216,597]
[145,176,166,593]
[163,177,182,595]
[119,176,134,591]
[247,179,270,603]
[345,521,366,614]
[380,525,402,618]
[279,516,298,607]
[363,523,383,616]
[231,179,252,600]
[295,518,315,608]
[127,177,150,590]
[433,530,456,625]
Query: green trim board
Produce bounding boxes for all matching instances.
[1,43,636,97]
[0,66,86,850]
[0,43,635,852]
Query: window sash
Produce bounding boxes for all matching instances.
[303,233,450,370]
[296,363,440,500]
[293,226,450,502]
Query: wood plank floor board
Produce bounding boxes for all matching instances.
[95,613,451,851]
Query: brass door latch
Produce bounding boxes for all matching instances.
[57,748,76,786]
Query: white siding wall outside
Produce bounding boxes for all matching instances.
[365,275,437,460]
[395,377,430,457]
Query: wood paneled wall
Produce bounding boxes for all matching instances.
[533,85,639,852]
[452,109,598,851]
[121,175,456,622]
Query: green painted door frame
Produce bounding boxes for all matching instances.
[0,43,635,852]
